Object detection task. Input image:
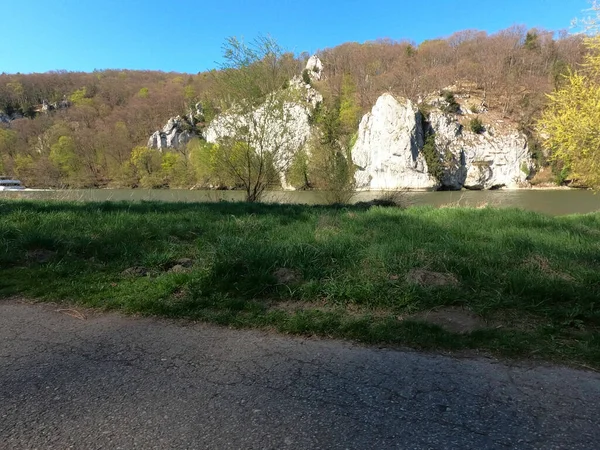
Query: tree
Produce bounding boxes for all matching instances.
[209,36,302,202]
[537,34,600,188]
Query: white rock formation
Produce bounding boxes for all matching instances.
[352,94,437,190]
[205,99,312,189]
[428,111,531,190]
[305,55,324,81]
[147,116,195,151]
[352,93,532,191]
[289,76,323,108]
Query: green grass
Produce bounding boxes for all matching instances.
[1,200,599,368]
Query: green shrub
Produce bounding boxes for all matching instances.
[441,91,460,114]
[469,117,485,134]
[302,69,311,85]
[421,135,443,183]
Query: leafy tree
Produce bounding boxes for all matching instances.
[338,74,361,135]
[49,136,79,180]
[537,34,600,188]
[69,88,93,107]
[306,102,356,203]
[129,146,163,188]
[211,36,301,201]
[0,128,17,159]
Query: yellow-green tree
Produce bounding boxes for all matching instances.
[50,136,79,180]
[213,35,299,201]
[129,146,163,188]
[537,34,600,188]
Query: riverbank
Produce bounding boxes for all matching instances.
[1,188,598,215]
[1,200,599,368]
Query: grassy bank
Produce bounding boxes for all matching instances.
[1,200,599,368]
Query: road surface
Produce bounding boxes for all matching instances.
[1,300,599,449]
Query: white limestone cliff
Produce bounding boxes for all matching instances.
[352,94,437,190]
[352,93,532,191]
[428,111,531,190]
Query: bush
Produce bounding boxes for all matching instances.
[441,91,460,114]
[302,69,311,85]
[421,135,443,183]
[469,117,485,134]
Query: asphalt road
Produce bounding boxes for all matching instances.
[1,300,599,449]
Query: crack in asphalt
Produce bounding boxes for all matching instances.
[1,300,599,449]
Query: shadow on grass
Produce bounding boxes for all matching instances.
[1,199,599,367]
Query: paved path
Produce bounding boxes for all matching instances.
[1,300,599,449]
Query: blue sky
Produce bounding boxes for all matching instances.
[0,0,591,74]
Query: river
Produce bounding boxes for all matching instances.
[1,189,599,215]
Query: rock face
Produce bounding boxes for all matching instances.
[305,55,324,81]
[429,111,530,190]
[289,77,323,108]
[352,93,532,190]
[41,96,70,113]
[147,116,197,151]
[205,99,312,189]
[0,111,23,124]
[353,94,436,190]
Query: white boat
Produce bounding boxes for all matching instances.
[0,176,25,191]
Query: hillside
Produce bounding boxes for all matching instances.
[0,27,585,189]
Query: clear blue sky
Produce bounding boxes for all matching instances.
[0,0,591,74]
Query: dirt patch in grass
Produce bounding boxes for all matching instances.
[408,307,486,334]
[26,249,56,264]
[406,269,459,287]
[273,268,303,285]
[524,254,574,282]
[121,266,150,277]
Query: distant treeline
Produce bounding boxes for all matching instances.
[0,26,584,188]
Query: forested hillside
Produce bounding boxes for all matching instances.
[0,26,584,188]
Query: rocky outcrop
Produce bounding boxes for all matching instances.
[41,96,70,113]
[289,77,323,109]
[352,93,532,191]
[205,99,312,188]
[429,111,530,190]
[305,55,324,81]
[147,115,198,151]
[0,111,23,124]
[352,94,436,190]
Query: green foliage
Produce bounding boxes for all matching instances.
[49,136,79,177]
[69,88,93,106]
[469,117,485,134]
[441,91,460,114]
[421,135,443,183]
[286,149,310,189]
[468,103,480,114]
[551,60,570,89]
[215,35,299,201]
[538,35,600,189]
[302,69,311,85]
[338,74,361,135]
[130,146,164,188]
[524,31,540,51]
[0,128,17,158]
[137,87,149,98]
[552,161,571,185]
[2,201,600,367]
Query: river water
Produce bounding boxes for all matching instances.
[1,189,599,215]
